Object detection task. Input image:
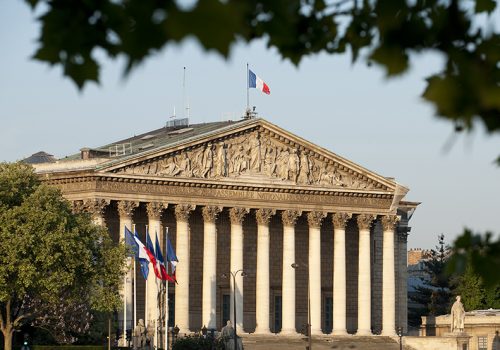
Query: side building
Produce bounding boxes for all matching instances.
[31,117,418,341]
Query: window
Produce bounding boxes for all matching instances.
[324,296,333,333]
[478,336,487,350]
[274,295,282,333]
[222,294,231,326]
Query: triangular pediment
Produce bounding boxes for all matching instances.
[98,119,399,193]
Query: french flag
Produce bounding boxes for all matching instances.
[249,69,270,95]
[124,226,151,280]
[155,232,175,283]
[145,229,161,280]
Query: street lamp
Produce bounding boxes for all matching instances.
[221,269,247,350]
[397,326,403,350]
[291,263,312,350]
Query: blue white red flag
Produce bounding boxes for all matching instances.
[155,232,175,282]
[248,69,270,95]
[166,236,178,282]
[145,229,160,279]
[124,226,151,280]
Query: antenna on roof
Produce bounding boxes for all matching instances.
[170,106,176,119]
[182,66,191,120]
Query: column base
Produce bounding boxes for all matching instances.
[311,328,324,336]
[279,329,300,336]
[253,328,272,335]
[355,329,372,336]
[381,330,396,337]
[332,329,348,336]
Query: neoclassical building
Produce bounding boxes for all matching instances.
[33,118,417,339]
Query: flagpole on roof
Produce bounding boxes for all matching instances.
[133,224,137,332]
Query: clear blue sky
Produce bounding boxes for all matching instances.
[1,1,499,249]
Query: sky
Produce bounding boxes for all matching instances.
[1,1,499,249]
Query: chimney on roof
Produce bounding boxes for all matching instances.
[80,148,91,160]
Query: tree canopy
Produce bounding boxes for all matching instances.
[25,0,500,149]
[0,162,126,350]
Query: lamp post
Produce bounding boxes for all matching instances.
[221,269,246,350]
[291,263,311,350]
[397,326,403,350]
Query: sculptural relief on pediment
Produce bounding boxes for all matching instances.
[112,130,384,190]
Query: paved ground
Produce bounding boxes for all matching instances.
[240,334,415,350]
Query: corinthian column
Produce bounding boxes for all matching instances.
[281,209,302,334]
[307,211,326,335]
[356,214,376,336]
[202,205,222,329]
[332,212,352,335]
[146,202,166,327]
[84,198,110,226]
[254,208,275,334]
[229,207,249,330]
[381,215,400,336]
[174,204,195,333]
[117,200,139,345]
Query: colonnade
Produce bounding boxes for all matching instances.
[83,199,400,337]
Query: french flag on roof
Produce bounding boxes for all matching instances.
[249,69,270,95]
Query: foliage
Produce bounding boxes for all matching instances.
[409,234,453,326]
[451,264,485,311]
[172,334,224,350]
[448,228,500,289]
[0,162,127,350]
[32,346,105,350]
[23,0,500,146]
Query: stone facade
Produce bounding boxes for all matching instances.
[33,118,418,342]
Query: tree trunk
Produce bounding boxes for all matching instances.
[2,328,13,350]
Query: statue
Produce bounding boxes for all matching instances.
[219,320,236,350]
[450,295,465,333]
[132,319,146,350]
[146,320,155,350]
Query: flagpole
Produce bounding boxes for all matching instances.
[123,225,127,346]
[145,225,149,326]
[246,63,249,111]
[165,226,169,350]
[133,224,137,332]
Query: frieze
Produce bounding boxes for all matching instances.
[112,129,386,191]
[95,180,392,209]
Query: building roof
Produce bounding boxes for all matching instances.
[22,151,56,164]
[63,119,240,161]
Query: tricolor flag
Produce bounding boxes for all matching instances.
[145,230,160,279]
[155,232,175,283]
[166,236,178,282]
[124,226,151,280]
[248,69,270,95]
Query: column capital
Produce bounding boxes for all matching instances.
[229,207,250,225]
[146,202,167,220]
[118,200,139,219]
[71,200,86,214]
[83,198,110,217]
[175,204,195,222]
[255,208,276,225]
[307,211,326,228]
[281,209,302,226]
[202,205,222,223]
[381,215,400,231]
[332,212,352,229]
[356,214,377,230]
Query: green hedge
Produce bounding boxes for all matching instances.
[32,346,106,350]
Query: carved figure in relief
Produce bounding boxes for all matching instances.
[287,149,300,183]
[179,151,192,177]
[233,145,249,174]
[202,144,214,178]
[160,157,181,176]
[215,142,226,177]
[249,136,261,171]
[277,147,290,180]
[298,152,312,184]
[263,146,277,176]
